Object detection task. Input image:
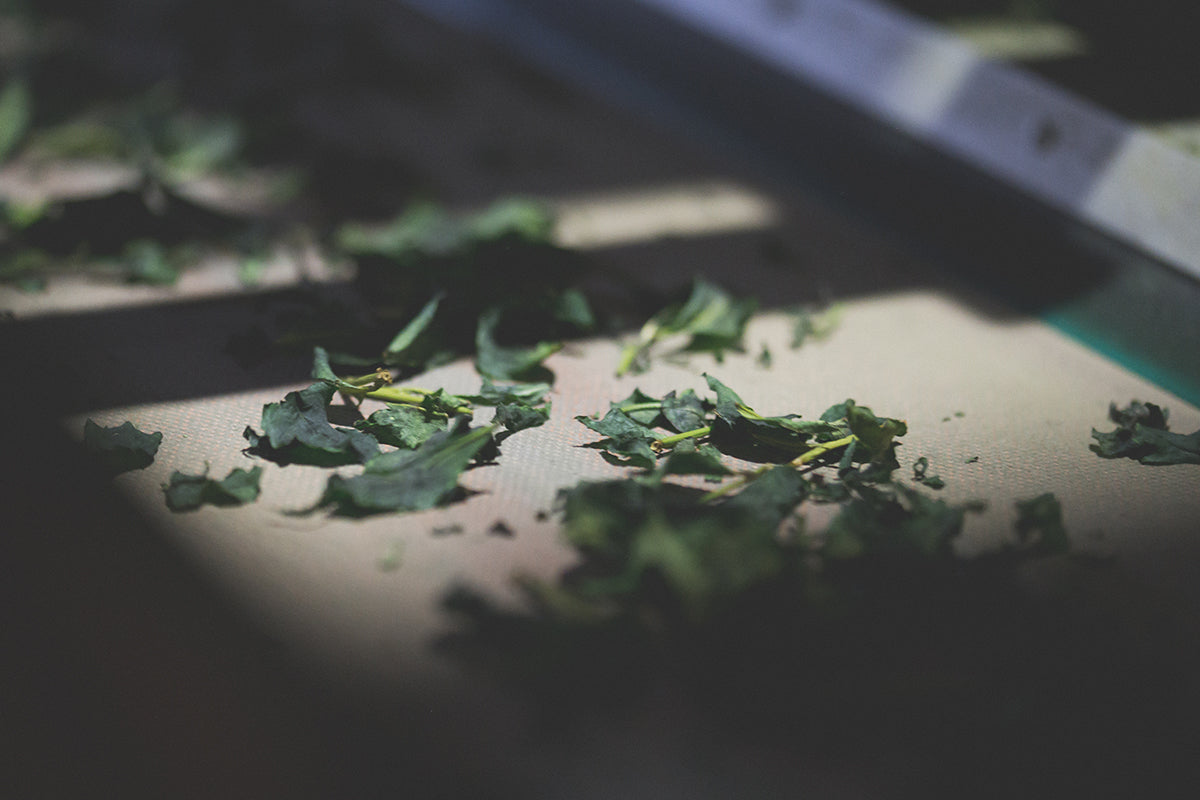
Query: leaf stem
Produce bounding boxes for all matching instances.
[354,385,473,415]
[699,434,856,502]
[735,403,765,420]
[792,434,855,465]
[344,370,392,388]
[618,401,664,414]
[699,466,767,503]
[652,425,712,452]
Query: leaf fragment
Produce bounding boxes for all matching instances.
[660,389,708,433]
[493,402,550,434]
[474,306,562,381]
[121,239,185,285]
[83,419,162,473]
[658,440,731,478]
[912,456,945,489]
[382,292,445,368]
[1013,492,1069,555]
[789,303,842,348]
[315,419,495,516]
[461,379,552,407]
[335,198,554,262]
[576,407,660,469]
[163,465,263,512]
[244,382,379,466]
[1090,400,1200,465]
[554,477,794,617]
[617,279,756,375]
[822,483,978,560]
[0,75,32,163]
[355,405,446,450]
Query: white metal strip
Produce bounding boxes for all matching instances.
[635,0,1200,281]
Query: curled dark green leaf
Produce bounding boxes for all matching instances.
[83,419,162,474]
[314,419,496,517]
[475,305,562,381]
[244,382,379,466]
[164,465,263,512]
[617,279,756,375]
[1091,400,1200,465]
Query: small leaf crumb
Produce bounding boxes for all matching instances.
[378,541,404,572]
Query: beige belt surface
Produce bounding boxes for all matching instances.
[55,285,1200,690]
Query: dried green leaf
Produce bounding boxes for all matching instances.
[244,382,379,466]
[658,440,731,478]
[704,374,829,462]
[822,483,976,560]
[355,405,446,450]
[336,198,554,262]
[1013,492,1069,555]
[576,407,659,469]
[460,379,551,407]
[315,418,495,516]
[610,388,664,426]
[844,402,907,461]
[464,197,555,243]
[121,239,184,285]
[83,419,162,473]
[474,306,561,381]
[554,475,799,617]
[382,292,444,367]
[335,202,452,260]
[789,303,842,348]
[912,456,945,489]
[661,389,708,433]
[0,75,31,162]
[548,287,595,330]
[493,402,550,434]
[1090,400,1200,465]
[156,112,243,180]
[0,246,52,289]
[617,279,756,375]
[163,465,262,512]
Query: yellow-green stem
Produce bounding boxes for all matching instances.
[344,371,388,387]
[793,434,855,465]
[618,401,664,414]
[356,386,473,415]
[700,464,769,503]
[652,425,711,452]
[700,434,856,502]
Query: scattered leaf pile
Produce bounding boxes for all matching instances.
[324,198,595,379]
[443,374,1066,632]
[1091,399,1200,465]
[241,348,553,517]
[1,77,294,290]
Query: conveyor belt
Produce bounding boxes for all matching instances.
[4,2,1199,797]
